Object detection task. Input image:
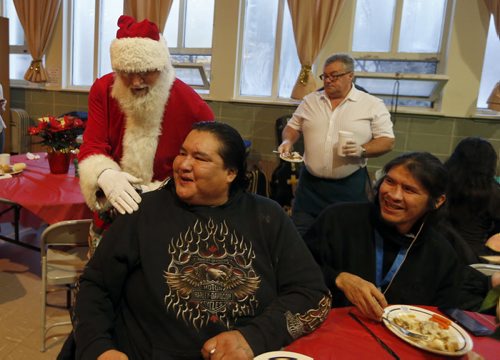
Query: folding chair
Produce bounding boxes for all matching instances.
[40,219,91,352]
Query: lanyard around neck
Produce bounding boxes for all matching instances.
[374,230,409,290]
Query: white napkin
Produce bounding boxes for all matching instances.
[26,152,41,160]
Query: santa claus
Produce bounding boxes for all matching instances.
[78,15,213,248]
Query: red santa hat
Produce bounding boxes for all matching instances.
[110,15,170,73]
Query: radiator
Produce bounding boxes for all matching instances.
[10,108,31,153]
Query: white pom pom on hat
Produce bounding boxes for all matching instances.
[110,15,170,73]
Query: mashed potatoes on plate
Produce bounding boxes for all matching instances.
[393,313,460,352]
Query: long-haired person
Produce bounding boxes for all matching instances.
[305,152,495,321]
[444,137,500,262]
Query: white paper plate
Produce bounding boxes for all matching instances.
[383,305,473,357]
[254,350,313,360]
[9,169,23,175]
[0,163,25,176]
[0,169,23,176]
[279,152,303,163]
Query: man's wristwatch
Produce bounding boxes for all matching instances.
[360,146,367,158]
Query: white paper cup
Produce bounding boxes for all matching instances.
[0,153,10,165]
[337,131,354,157]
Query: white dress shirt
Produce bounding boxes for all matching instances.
[287,85,394,179]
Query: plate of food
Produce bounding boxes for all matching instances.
[279,151,303,163]
[0,163,27,176]
[254,350,313,360]
[382,305,473,356]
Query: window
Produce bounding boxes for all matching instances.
[3,0,32,81]
[351,0,450,109]
[238,0,300,100]
[67,0,214,90]
[165,0,214,91]
[68,0,122,87]
[237,0,450,104]
[353,0,447,53]
[477,15,500,111]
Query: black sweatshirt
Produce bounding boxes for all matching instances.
[74,183,331,359]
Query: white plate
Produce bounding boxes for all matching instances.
[0,163,25,176]
[383,305,473,357]
[254,350,313,360]
[0,169,23,176]
[279,152,303,163]
[9,169,23,175]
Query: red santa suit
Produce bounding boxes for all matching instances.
[77,15,214,231]
[78,74,213,210]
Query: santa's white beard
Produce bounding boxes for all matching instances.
[111,70,171,126]
[110,69,174,182]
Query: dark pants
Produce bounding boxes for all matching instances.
[292,167,370,236]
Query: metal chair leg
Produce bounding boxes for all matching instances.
[41,257,47,352]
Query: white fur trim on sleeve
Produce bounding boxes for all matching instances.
[78,154,121,211]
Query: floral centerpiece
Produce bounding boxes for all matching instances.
[28,115,85,174]
[28,115,85,152]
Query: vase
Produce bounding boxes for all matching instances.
[47,150,71,174]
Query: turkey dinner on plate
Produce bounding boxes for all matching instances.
[383,305,473,356]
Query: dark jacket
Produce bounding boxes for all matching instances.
[304,202,488,311]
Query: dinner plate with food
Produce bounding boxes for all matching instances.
[0,163,27,176]
[253,350,313,360]
[382,305,473,356]
[277,151,303,163]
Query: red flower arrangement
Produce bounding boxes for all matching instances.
[28,115,85,152]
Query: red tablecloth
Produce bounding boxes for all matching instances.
[0,153,92,227]
[285,307,499,360]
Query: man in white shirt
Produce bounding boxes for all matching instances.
[278,53,395,236]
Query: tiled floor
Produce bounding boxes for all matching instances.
[0,224,69,359]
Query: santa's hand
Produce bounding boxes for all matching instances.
[97,169,142,214]
[344,140,364,158]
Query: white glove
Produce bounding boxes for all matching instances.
[97,169,143,215]
[343,140,364,158]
